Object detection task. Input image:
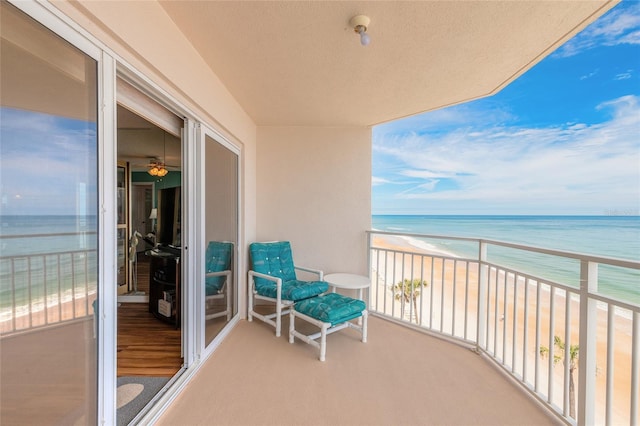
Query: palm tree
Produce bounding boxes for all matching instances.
[391,278,428,324]
[540,335,579,419]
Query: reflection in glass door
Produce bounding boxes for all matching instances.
[0,2,99,423]
[203,134,239,347]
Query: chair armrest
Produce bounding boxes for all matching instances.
[248,270,284,301]
[248,270,283,285]
[294,265,324,280]
[204,269,231,293]
[206,270,231,278]
[206,270,231,292]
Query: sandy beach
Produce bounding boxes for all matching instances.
[370,234,637,425]
[0,291,96,334]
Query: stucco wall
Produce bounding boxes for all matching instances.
[256,126,372,276]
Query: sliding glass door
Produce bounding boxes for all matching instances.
[201,129,239,349]
[0,2,99,423]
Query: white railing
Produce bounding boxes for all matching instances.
[0,233,97,335]
[367,230,639,426]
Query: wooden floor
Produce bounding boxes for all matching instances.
[117,303,182,377]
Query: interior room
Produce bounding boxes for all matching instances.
[115,103,183,423]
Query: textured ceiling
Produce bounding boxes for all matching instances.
[160,1,616,127]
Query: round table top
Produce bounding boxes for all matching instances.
[324,273,370,290]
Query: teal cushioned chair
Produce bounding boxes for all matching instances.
[248,241,328,337]
[205,241,233,321]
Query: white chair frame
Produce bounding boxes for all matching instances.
[289,309,368,361]
[248,266,323,337]
[205,269,232,321]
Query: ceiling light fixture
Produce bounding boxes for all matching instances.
[147,160,168,177]
[350,15,371,46]
[148,131,169,177]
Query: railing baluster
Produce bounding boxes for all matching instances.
[402,252,407,321]
[374,249,380,311]
[391,251,396,318]
[502,270,508,364]
[452,259,457,336]
[57,253,62,321]
[71,253,76,319]
[548,285,556,405]
[11,258,17,332]
[419,254,425,327]
[409,254,418,323]
[84,252,89,315]
[523,277,530,383]
[383,250,388,314]
[477,241,487,352]
[606,303,615,426]
[631,311,639,426]
[43,255,48,325]
[464,261,470,341]
[440,258,445,333]
[28,257,32,328]
[512,273,518,373]
[535,278,541,393]
[578,260,598,426]
[564,290,571,418]
[494,267,499,356]
[429,256,434,330]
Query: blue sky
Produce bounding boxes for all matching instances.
[0,107,97,216]
[373,1,640,216]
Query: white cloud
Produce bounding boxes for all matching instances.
[615,72,632,80]
[580,69,599,80]
[401,179,440,193]
[375,102,516,139]
[373,95,640,214]
[555,2,640,58]
[372,176,391,186]
[400,169,457,179]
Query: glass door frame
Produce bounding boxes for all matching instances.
[196,123,242,359]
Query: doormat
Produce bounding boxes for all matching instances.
[117,376,170,425]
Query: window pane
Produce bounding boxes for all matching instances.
[1,3,98,424]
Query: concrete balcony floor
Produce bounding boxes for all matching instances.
[158,315,559,425]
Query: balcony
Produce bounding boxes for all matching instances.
[158,231,639,425]
[2,231,638,425]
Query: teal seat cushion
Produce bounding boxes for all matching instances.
[295,293,366,326]
[255,279,328,301]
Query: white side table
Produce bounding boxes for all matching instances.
[323,273,370,301]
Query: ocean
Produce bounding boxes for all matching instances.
[1,215,638,314]
[372,215,640,304]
